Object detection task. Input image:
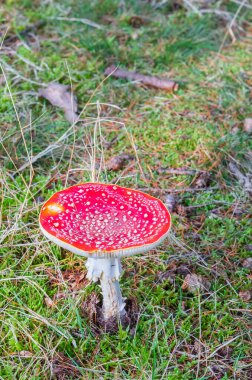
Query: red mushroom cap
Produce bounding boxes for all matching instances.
[39,183,171,258]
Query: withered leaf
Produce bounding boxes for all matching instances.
[44,296,56,308]
[128,15,149,28]
[239,290,252,302]
[46,268,89,292]
[107,153,134,171]
[175,204,187,217]
[81,293,101,323]
[193,172,211,188]
[193,340,209,357]
[52,352,81,379]
[39,83,78,123]
[182,273,211,293]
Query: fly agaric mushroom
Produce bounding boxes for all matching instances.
[39,183,171,323]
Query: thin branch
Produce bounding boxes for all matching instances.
[48,17,104,30]
[105,65,178,92]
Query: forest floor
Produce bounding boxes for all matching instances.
[0,1,252,379]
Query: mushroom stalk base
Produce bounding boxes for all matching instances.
[86,257,126,321]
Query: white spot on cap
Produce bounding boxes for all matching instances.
[53,223,59,227]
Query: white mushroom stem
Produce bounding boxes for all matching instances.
[85,257,126,321]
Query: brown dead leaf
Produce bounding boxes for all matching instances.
[44,296,56,308]
[182,273,211,293]
[176,265,192,276]
[244,118,252,133]
[46,268,89,292]
[210,364,227,379]
[157,262,191,284]
[64,270,88,291]
[81,293,101,324]
[239,290,252,302]
[107,153,134,171]
[175,204,187,217]
[193,340,209,357]
[193,172,211,188]
[81,294,137,333]
[53,291,68,301]
[218,346,233,359]
[128,15,149,28]
[38,83,78,123]
[52,352,81,380]
[156,270,175,284]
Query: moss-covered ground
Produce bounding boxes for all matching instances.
[0,1,251,379]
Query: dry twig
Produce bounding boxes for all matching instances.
[105,65,178,91]
[48,16,104,30]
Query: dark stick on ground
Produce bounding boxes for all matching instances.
[138,186,219,194]
[105,65,178,91]
[3,21,46,45]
